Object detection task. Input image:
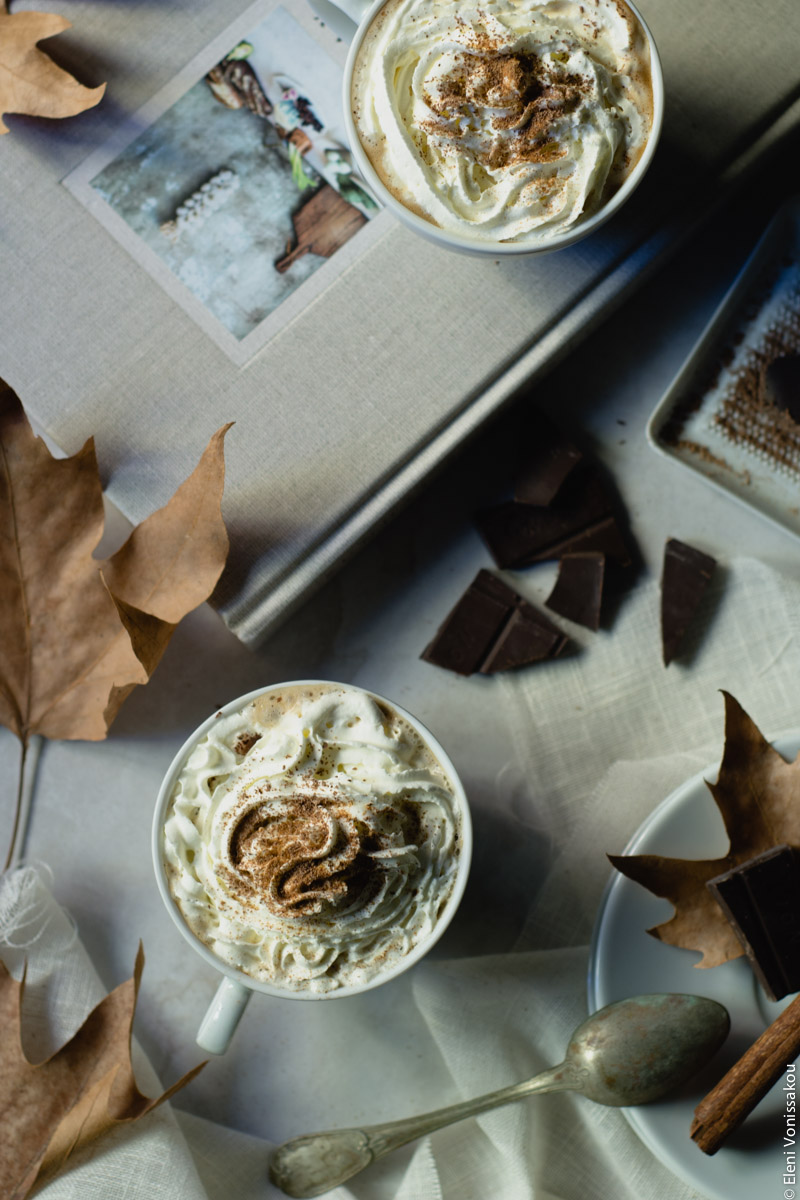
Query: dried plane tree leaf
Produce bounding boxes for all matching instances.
[608,691,800,968]
[0,378,231,867]
[0,384,143,746]
[0,0,105,134]
[0,944,204,1199]
[0,380,231,746]
[100,422,231,726]
[102,423,231,625]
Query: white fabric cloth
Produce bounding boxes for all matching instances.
[4,555,799,1199]
[0,865,210,1200]
[0,866,699,1200]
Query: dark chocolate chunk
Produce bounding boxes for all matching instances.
[479,605,565,672]
[708,845,800,1001]
[545,552,605,630]
[514,416,583,507]
[419,571,513,676]
[660,538,717,666]
[763,355,800,422]
[476,467,630,569]
[422,569,567,675]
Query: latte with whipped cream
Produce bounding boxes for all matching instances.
[162,683,463,993]
[350,0,654,244]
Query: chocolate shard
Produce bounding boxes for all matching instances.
[708,846,800,1001]
[660,538,717,666]
[763,354,800,422]
[514,414,583,507]
[422,569,567,675]
[420,570,514,676]
[476,467,630,569]
[545,552,605,630]
[479,602,567,673]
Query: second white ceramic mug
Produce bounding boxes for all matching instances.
[336,0,664,257]
[152,680,472,1054]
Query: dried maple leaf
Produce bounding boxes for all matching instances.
[608,691,800,968]
[0,944,204,1199]
[0,0,105,134]
[0,378,231,746]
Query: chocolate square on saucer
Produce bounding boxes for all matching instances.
[708,845,800,1001]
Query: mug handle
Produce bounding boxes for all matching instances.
[197,975,252,1054]
[327,0,373,25]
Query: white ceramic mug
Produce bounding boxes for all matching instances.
[152,680,472,1054]
[337,0,664,256]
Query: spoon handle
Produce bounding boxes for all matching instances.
[268,1063,576,1198]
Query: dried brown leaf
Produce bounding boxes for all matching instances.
[0,0,105,135]
[101,588,177,730]
[0,378,230,744]
[0,945,204,1199]
[609,692,800,967]
[102,423,232,624]
[0,382,146,743]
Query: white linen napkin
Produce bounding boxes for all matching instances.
[410,947,704,1200]
[0,864,212,1200]
[0,865,700,1200]
[0,866,457,1200]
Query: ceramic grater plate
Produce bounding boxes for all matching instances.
[647,197,800,538]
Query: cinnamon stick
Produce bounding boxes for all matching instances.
[691,991,800,1154]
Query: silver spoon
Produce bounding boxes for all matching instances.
[269,993,729,1198]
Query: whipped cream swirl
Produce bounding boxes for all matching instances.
[351,0,653,242]
[163,686,461,992]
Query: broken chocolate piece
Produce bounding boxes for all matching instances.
[420,570,511,676]
[477,502,629,569]
[708,845,800,1001]
[545,552,605,630]
[476,467,630,569]
[660,538,717,666]
[421,569,567,675]
[514,415,583,507]
[479,605,565,672]
[763,354,800,423]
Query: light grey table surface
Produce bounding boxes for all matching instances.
[6,143,800,1190]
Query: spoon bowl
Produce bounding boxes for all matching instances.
[564,992,730,1106]
[268,993,730,1198]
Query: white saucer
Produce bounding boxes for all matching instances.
[588,735,800,1200]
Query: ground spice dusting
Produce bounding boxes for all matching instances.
[660,256,800,483]
[233,731,260,756]
[714,348,800,475]
[671,440,733,472]
[226,785,423,922]
[420,39,586,172]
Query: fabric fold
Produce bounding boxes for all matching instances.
[0,865,211,1200]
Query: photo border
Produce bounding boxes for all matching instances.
[62,0,392,367]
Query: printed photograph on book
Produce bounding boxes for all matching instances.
[64,0,383,364]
